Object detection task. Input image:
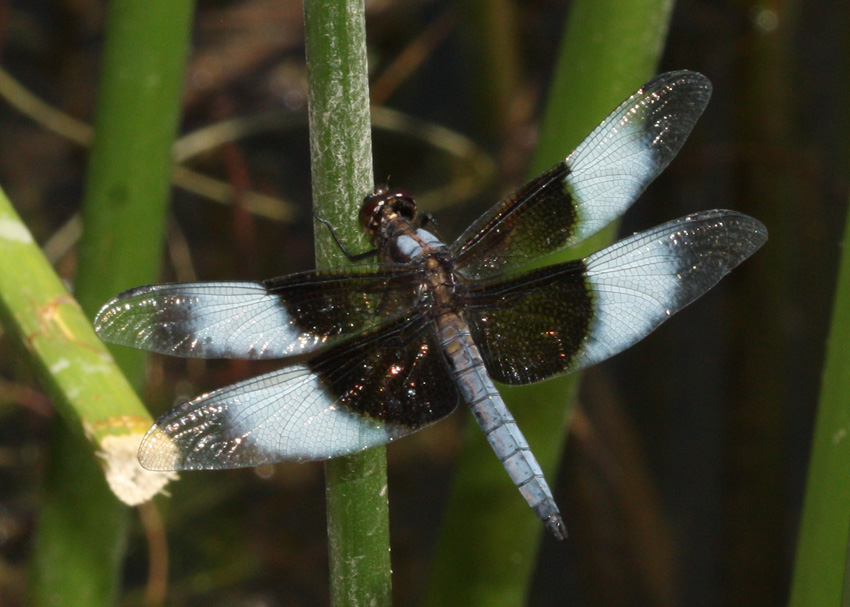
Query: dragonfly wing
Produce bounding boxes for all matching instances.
[462,210,767,384]
[94,266,415,359]
[451,71,713,279]
[138,313,462,470]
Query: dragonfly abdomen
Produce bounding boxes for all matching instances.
[438,313,567,540]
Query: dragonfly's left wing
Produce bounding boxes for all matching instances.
[94,266,415,359]
[451,71,712,279]
[461,210,767,385]
[138,313,461,470]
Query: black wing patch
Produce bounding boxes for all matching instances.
[461,260,592,385]
[137,313,461,470]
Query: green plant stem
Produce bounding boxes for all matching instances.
[789,193,850,605]
[75,0,195,343]
[723,4,800,604]
[0,187,163,607]
[425,1,674,606]
[0,190,170,505]
[302,0,391,605]
[458,0,520,139]
[0,193,151,441]
[28,2,195,606]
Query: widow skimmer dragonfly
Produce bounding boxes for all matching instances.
[94,71,766,540]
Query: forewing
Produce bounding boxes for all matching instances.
[94,266,416,359]
[462,210,767,384]
[451,71,713,279]
[138,313,461,470]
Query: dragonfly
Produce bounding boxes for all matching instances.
[94,71,767,540]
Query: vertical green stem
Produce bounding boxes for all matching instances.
[789,190,850,605]
[457,0,520,139]
[75,0,195,344]
[304,0,375,265]
[724,3,800,604]
[29,2,195,606]
[425,1,673,606]
[302,1,392,605]
[30,424,131,607]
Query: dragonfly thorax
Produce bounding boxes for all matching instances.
[413,252,461,316]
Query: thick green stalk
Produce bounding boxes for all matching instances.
[457,0,520,139]
[723,3,799,603]
[0,190,166,494]
[0,185,169,607]
[75,0,195,336]
[789,191,850,605]
[29,2,195,606]
[302,1,391,605]
[425,1,674,605]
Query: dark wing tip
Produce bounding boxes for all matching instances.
[698,209,768,263]
[137,424,182,471]
[93,284,162,342]
[732,212,769,251]
[644,70,713,98]
[92,296,122,339]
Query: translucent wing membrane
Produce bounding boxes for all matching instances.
[462,210,767,384]
[138,314,461,470]
[94,267,415,359]
[451,71,713,279]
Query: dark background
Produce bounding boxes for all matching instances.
[0,0,846,605]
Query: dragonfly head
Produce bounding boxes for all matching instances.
[360,187,417,238]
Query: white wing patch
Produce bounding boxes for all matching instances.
[576,211,766,369]
[563,115,656,235]
[563,71,712,243]
[95,282,315,359]
[138,364,405,471]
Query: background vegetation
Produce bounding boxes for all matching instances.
[0,1,846,606]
